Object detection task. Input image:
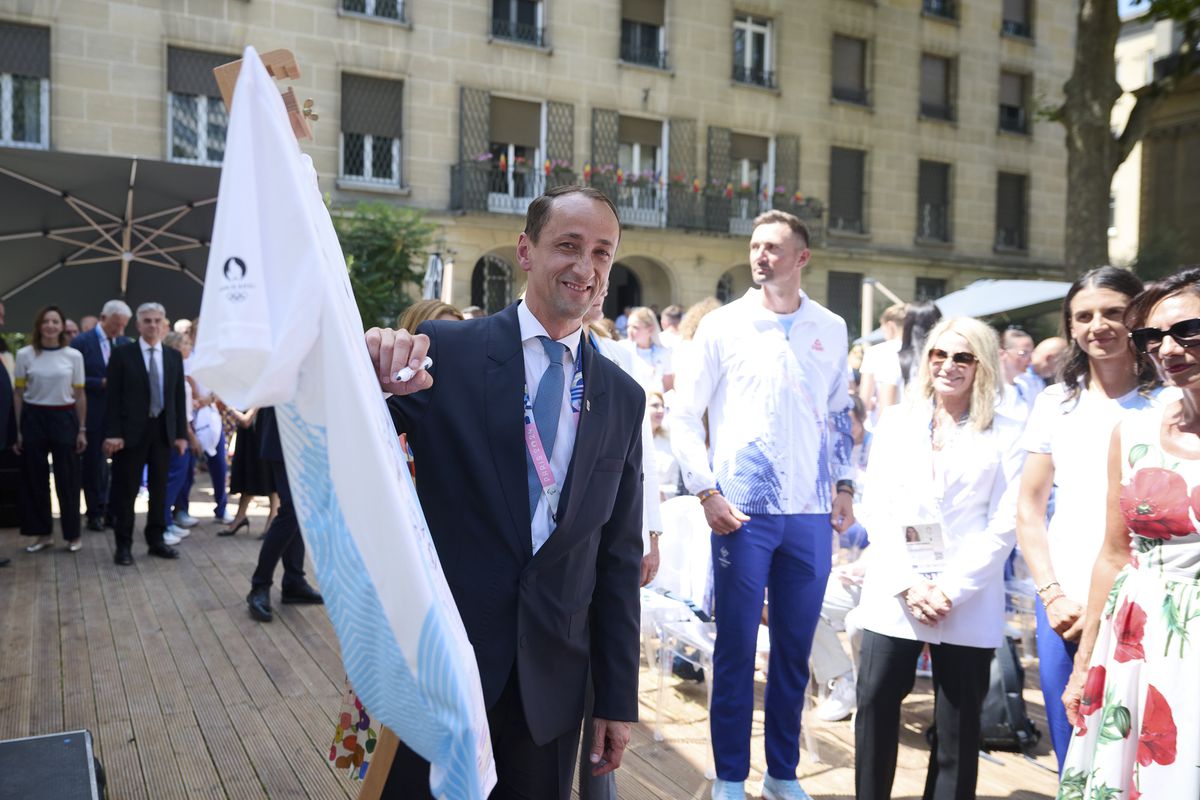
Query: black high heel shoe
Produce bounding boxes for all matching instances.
[218,518,250,537]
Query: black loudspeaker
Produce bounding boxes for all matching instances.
[0,729,103,799]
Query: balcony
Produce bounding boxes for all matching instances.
[920,102,954,122]
[491,17,545,47]
[1001,19,1032,38]
[995,227,1027,252]
[620,42,669,70]
[922,0,955,20]
[450,162,574,215]
[732,64,776,90]
[998,105,1028,134]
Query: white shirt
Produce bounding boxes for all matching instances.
[95,325,112,364]
[860,338,903,427]
[518,301,583,555]
[617,340,672,393]
[856,403,1026,648]
[139,338,165,407]
[671,287,853,515]
[995,383,1032,427]
[1021,382,1169,603]
[13,345,85,406]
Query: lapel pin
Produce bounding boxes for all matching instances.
[586,400,591,412]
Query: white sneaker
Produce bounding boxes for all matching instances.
[762,775,813,800]
[174,511,199,528]
[163,530,183,546]
[215,511,236,524]
[815,673,856,721]
[711,778,745,800]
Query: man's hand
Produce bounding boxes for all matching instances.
[103,437,124,457]
[174,438,188,456]
[702,493,750,535]
[902,580,953,625]
[589,718,631,777]
[1047,596,1086,642]
[831,491,855,533]
[187,433,203,456]
[75,430,88,455]
[12,434,21,456]
[639,545,660,587]
[365,327,433,395]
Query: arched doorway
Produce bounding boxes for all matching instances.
[604,262,642,319]
[717,265,752,303]
[471,254,515,315]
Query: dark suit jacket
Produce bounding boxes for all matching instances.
[388,303,645,745]
[103,340,188,445]
[71,328,132,433]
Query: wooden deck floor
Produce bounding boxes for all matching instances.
[0,487,1060,799]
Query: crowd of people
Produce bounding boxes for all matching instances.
[3,184,1198,800]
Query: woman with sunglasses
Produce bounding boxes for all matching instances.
[854,316,1025,800]
[1015,266,1162,775]
[1058,267,1200,799]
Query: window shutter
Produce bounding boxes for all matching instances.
[0,23,50,78]
[832,36,865,92]
[459,87,492,162]
[996,172,1027,244]
[730,133,769,163]
[591,108,620,167]
[618,116,663,148]
[622,0,664,27]
[920,55,949,106]
[1002,0,1028,24]
[167,47,230,98]
[918,161,950,207]
[490,96,542,149]
[546,100,574,165]
[341,74,403,139]
[774,134,800,194]
[829,147,865,226]
[999,72,1024,106]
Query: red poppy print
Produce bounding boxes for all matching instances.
[1136,685,1177,767]
[1113,599,1148,663]
[1120,468,1193,540]
[1075,665,1106,736]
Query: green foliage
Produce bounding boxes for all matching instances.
[1097,688,1132,744]
[332,202,437,329]
[1057,768,1088,800]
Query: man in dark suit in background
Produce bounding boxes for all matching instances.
[103,302,188,565]
[367,186,645,800]
[71,299,133,531]
[0,301,14,566]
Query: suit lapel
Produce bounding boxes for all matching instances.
[485,305,534,560]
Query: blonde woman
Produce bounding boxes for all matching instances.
[853,316,1026,800]
[619,306,674,392]
[396,300,463,331]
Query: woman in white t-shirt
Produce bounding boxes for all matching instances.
[620,306,674,392]
[1014,266,1164,775]
[13,305,87,552]
[647,391,680,500]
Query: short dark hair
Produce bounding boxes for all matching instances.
[752,209,810,249]
[1125,265,1200,331]
[524,185,621,244]
[1001,326,1033,348]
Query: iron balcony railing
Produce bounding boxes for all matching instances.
[995,227,1027,251]
[491,18,545,47]
[917,203,950,242]
[450,162,575,215]
[1001,19,1032,38]
[920,102,954,122]
[922,0,955,19]
[732,64,776,89]
[833,86,869,105]
[620,42,669,70]
[999,104,1028,133]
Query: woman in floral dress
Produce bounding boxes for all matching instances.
[1060,267,1200,799]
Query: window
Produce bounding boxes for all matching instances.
[919,55,954,121]
[471,255,515,315]
[915,277,947,302]
[829,147,866,234]
[1001,0,1032,38]
[922,0,955,20]
[341,74,404,186]
[729,133,769,224]
[492,0,544,46]
[998,71,1029,134]
[995,172,1028,251]
[341,0,404,21]
[488,96,543,206]
[617,116,665,225]
[167,47,231,166]
[0,23,50,149]
[621,0,667,69]
[832,35,868,105]
[917,160,951,242]
[732,14,774,89]
[827,271,864,339]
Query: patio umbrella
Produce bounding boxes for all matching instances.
[0,146,219,327]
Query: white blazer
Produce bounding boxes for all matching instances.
[855,402,1026,649]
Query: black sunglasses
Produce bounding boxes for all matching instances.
[928,348,978,367]
[1129,318,1200,354]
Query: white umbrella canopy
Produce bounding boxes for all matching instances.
[0,146,219,327]
[933,279,1073,320]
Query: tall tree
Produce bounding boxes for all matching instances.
[1051,0,1199,278]
[332,202,436,329]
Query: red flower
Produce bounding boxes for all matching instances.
[1120,468,1193,539]
[1136,685,1177,767]
[1113,599,1147,663]
[1075,665,1106,736]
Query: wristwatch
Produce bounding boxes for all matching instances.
[648,530,662,540]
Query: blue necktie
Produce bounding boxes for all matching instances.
[528,336,567,517]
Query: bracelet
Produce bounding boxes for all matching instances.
[1044,593,1068,610]
[648,530,662,540]
[696,488,722,504]
[836,479,855,494]
[1036,580,1061,600]
[836,486,854,496]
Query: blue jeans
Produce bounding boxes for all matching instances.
[1035,596,1078,775]
[711,513,831,781]
[164,449,195,527]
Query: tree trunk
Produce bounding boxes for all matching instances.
[1060,0,1123,279]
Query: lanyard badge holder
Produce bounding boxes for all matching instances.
[524,354,584,518]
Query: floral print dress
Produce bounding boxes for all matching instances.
[1058,404,1200,800]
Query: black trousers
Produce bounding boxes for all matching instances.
[381,666,582,800]
[19,404,81,541]
[111,416,170,550]
[250,460,306,590]
[854,630,993,800]
[81,420,113,523]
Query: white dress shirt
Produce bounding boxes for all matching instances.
[518,301,583,555]
[96,324,111,364]
[139,338,165,412]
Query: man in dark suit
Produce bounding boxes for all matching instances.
[0,301,13,566]
[367,186,645,799]
[103,302,189,565]
[71,299,133,531]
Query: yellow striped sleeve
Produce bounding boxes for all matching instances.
[13,378,26,388]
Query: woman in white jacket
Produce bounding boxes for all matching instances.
[853,316,1026,800]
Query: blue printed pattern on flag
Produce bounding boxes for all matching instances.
[277,405,485,800]
[716,438,783,514]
